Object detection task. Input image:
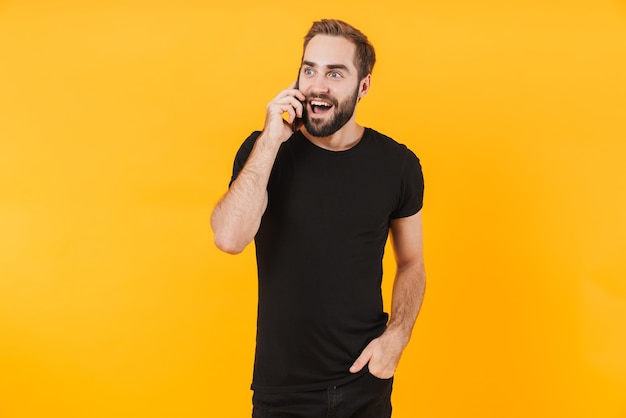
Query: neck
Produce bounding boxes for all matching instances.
[301,118,365,151]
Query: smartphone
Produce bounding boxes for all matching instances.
[293,72,304,133]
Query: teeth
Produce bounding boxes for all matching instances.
[311,101,331,107]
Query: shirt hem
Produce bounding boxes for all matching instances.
[251,370,368,393]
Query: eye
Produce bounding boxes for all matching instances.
[303,68,314,76]
[329,71,342,79]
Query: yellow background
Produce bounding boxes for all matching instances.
[1,0,625,417]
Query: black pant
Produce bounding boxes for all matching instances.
[252,372,393,418]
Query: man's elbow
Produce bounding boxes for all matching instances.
[213,231,247,255]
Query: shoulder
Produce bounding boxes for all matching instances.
[234,130,268,162]
[364,128,401,146]
[363,128,421,164]
[237,130,301,155]
[237,130,262,153]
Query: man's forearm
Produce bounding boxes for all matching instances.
[384,261,426,346]
[349,261,425,378]
[211,133,281,254]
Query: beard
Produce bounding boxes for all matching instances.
[303,87,359,138]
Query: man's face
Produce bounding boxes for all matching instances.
[298,35,361,138]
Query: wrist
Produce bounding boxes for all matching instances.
[383,322,411,347]
[258,130,286,151]
[252,131,284,158]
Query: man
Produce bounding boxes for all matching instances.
[211,19,425,418]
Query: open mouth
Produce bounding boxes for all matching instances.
[309,99,334,115]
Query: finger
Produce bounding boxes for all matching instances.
[293,88,306,103]
[284,107,296,124]
[275,85,305,105]
[271,98,303,120]
[350,346,373,373]
[274,102,296,124]
[293,98,303,118]
[270,88,292,104]
[368,365,394,379]
[283,96,303,118]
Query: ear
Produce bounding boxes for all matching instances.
[358,74,371,99]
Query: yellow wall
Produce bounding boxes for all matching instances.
[1,1,625,417]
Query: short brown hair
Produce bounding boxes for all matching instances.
[303,19,376,81]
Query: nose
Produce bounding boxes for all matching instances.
[309,74,329,95]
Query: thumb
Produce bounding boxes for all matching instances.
[350,345,373,374]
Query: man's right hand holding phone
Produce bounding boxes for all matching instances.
[262,82,305,146]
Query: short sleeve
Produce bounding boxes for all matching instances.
[390,148,424,219]
[229,131,262,187]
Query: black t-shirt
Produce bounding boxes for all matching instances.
[230,128,424,393]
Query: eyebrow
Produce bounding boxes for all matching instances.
[302,60,351,73]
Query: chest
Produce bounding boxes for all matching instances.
[266,147,401,234]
